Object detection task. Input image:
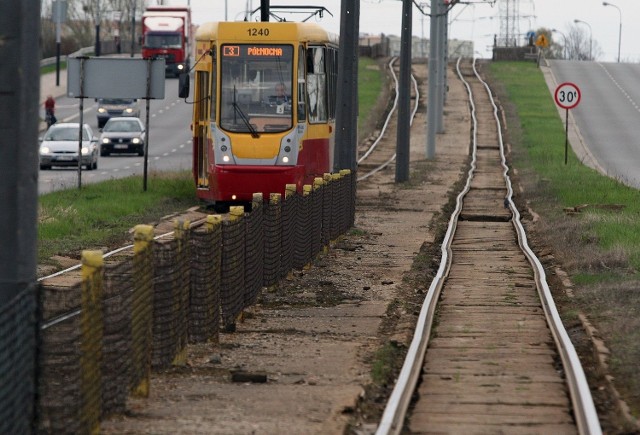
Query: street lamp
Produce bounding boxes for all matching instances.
[573,19,592,60]
[551,28,567,60]
[603,1,622,63]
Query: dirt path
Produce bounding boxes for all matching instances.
[100,62,471,434]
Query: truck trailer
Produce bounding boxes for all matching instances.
[141,6,193,77]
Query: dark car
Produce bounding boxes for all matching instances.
[39,123,99,170]
[99,117,146,156]
[96,98,140,128]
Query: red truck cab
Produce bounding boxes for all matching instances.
[141,6,193,77]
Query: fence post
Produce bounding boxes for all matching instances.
[132,224,154,397]
[80,250,104,435]
[172,219,190,367]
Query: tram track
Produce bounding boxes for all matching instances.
[375,57,602,435]
[357,57,419,181]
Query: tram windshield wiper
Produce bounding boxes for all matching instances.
[232,86,259,138]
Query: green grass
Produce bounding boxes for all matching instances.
[41,61,67,75]
[489,61,640,272]
[38,171,195,262]
[358,57,384,128]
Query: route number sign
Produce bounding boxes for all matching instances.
[554,82,581,110]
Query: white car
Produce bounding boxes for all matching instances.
[39,123,99,170]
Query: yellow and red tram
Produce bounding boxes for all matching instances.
[188,21,339,207]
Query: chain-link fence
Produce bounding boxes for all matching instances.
[33,170,355,433]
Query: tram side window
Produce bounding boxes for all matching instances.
[307,47,327,124]
[210,54,217,121]
[297,45,306,122]
[327,48,338,119]
[196,71,210,122]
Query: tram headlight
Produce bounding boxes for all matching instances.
[282,156,289,163]
[223,155,230,162]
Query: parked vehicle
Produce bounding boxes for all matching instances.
[142,5,193,77]
[96,98,140,129]
[99,117,146,156]
[39,123,99,170]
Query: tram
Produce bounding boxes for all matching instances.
[180,21,339,208]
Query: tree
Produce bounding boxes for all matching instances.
[40,0,145,59]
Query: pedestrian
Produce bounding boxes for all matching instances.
[44,95,57,128]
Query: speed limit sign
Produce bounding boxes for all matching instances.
[554,82,581,109]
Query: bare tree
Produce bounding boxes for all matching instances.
[565,24,603,61]
[40,0,146,58]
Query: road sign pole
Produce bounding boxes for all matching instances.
[554,82,581,166]
[565,108,569,165]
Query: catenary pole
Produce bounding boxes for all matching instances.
[426,0,440,158]
[335,0,360,172]
[0,0,40,432]
[396,0,412,182]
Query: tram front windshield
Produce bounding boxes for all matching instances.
[220,44,294,134]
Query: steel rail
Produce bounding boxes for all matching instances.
[358,58,420,181]
[376,57,602,435]
[472,59,602,435]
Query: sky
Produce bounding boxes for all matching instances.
[160,0,638,62]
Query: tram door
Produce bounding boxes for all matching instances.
[194,70,210,188]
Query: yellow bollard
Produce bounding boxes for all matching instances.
[80,250,104,435]
[285,183,297,199]
[205,214,223,231]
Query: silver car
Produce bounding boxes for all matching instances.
[39,123,99,170]
[96,98,140,128]
[99,117,146,156]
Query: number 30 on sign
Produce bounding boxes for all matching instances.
[554,82,581,110]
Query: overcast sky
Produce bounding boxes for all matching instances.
[173,0,637,62]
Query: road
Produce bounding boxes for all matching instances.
[38,77,193,194]
[548,60,640,189]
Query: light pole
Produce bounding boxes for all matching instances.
[603,1,622,63]
[574,19,592,60]
[551,28,567,60]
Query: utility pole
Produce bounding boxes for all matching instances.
[396,0,412,182]
[260,0,269,21]
[0,1,40,432]
[95,0,102,56]
[131,0,136,57]
[335,0,360,171]
[426,0,441,158]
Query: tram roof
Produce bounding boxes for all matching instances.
[195,21,338,46]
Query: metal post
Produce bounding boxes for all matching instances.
[0,3,40,430]
[78,57,86,189]
[55,0,62,86]
[335,0,360,172]
[396,0,412,182]
[426,0,439,159]
[130,0,136,57]
[95,0,101,56]
[143,58,152,191]
[260,0,270,22]
[435,3,446,133]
